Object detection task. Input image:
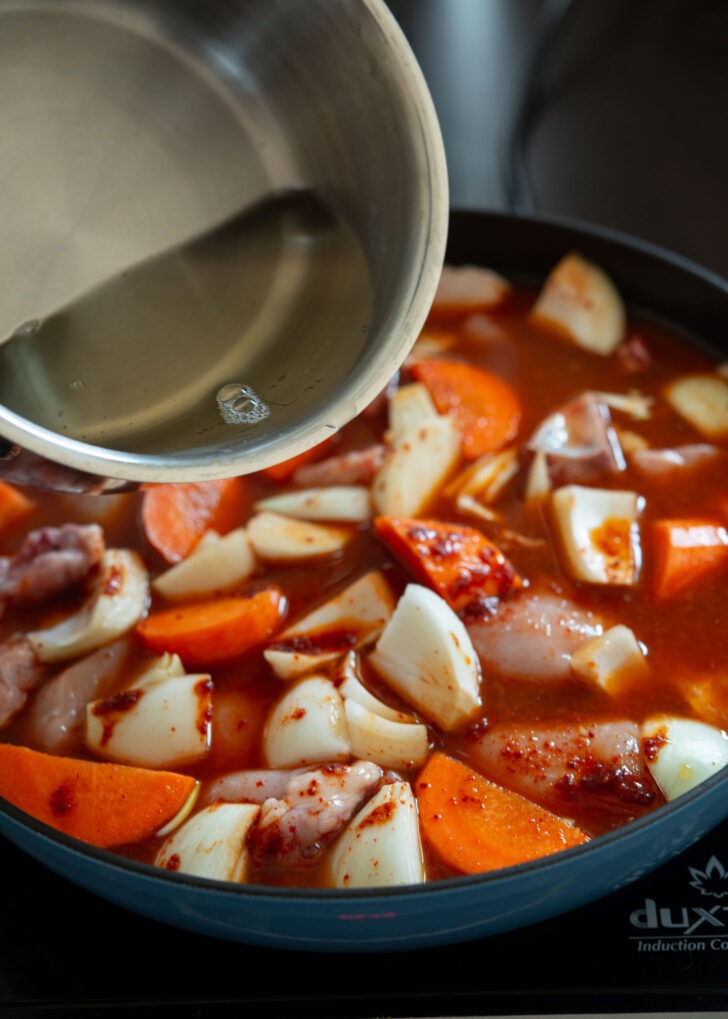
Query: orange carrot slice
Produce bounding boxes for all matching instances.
[141,478,246,564]
[261,436,336,482]
[0,744,198,849]
[136,587,286,667]
[0,481,36,535]
[416,752,589,875]
[409,358,521,459]
[652,518,728,600]
[374,515,521,612]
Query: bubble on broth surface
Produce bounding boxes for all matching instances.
[216,383,270,425]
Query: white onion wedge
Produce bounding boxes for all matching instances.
[664,373,728,440]
[530,253,626,355]
[446,448,519,503]
[617,428,650,455]
[28,549,149,663]
[337,652,415,723]
[327,781,425,888]
[152,528,256,600]
[345,699,429,770]
[254,486,371,523]
[387,382,439,440]
[368,584,481,730]
[431,264,512,315]
[551,484,642,585]
[370,415,460,517]
[156,803,259,882]
[247,511,352,561]
[570,624,649,694]
[85,656,212,769]
[263,571,396,681]
[524,449,552,505]
[446,448,519,521]
[592,390,653,421]
[263,675,350,768]
[642,715,728,800]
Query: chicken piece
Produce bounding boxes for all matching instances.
[0,523,105,604]
[202,767,310,807]
[26,638,134,753]
[471,719,659,826]
[468,591,603,681]
[0,636,47,728]
[246,760,383,866]
[630,444,725,479]
[527,393,626,486]
[292,445,386,487]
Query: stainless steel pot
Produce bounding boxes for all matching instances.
[0,0,448,488]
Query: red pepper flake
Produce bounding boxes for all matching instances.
[195,678,214,737]
[102,564,124,597]
[590,517,634,577]
[269,630,359,656]
[643,730,668,762]
[49,781,76,817]
[92,689,143,717]
[91,689,144,745]
[358,800,395,828]
[165,853,182,872]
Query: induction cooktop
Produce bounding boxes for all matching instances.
[3,819,728,1017]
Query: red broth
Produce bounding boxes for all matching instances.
[1,255,727,888]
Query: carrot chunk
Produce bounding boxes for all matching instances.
[0,481,36,536]
[652,517,728,600]
[141,478,246,564]
[374,515,521,612]
[416,752,589,875]
[409,358,521,459]
[136,588,286,667]
[0,744,197,849]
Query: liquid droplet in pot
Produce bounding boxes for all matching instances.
[216,383,270,425]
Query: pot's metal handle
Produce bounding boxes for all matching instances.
[0,438,137,494]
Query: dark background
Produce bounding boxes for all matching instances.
[4,2,728,1016]
[389,0,728,278]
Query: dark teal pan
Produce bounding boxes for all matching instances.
[2,209,727,952]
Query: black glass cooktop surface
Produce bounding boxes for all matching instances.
[4,824,728,1017]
